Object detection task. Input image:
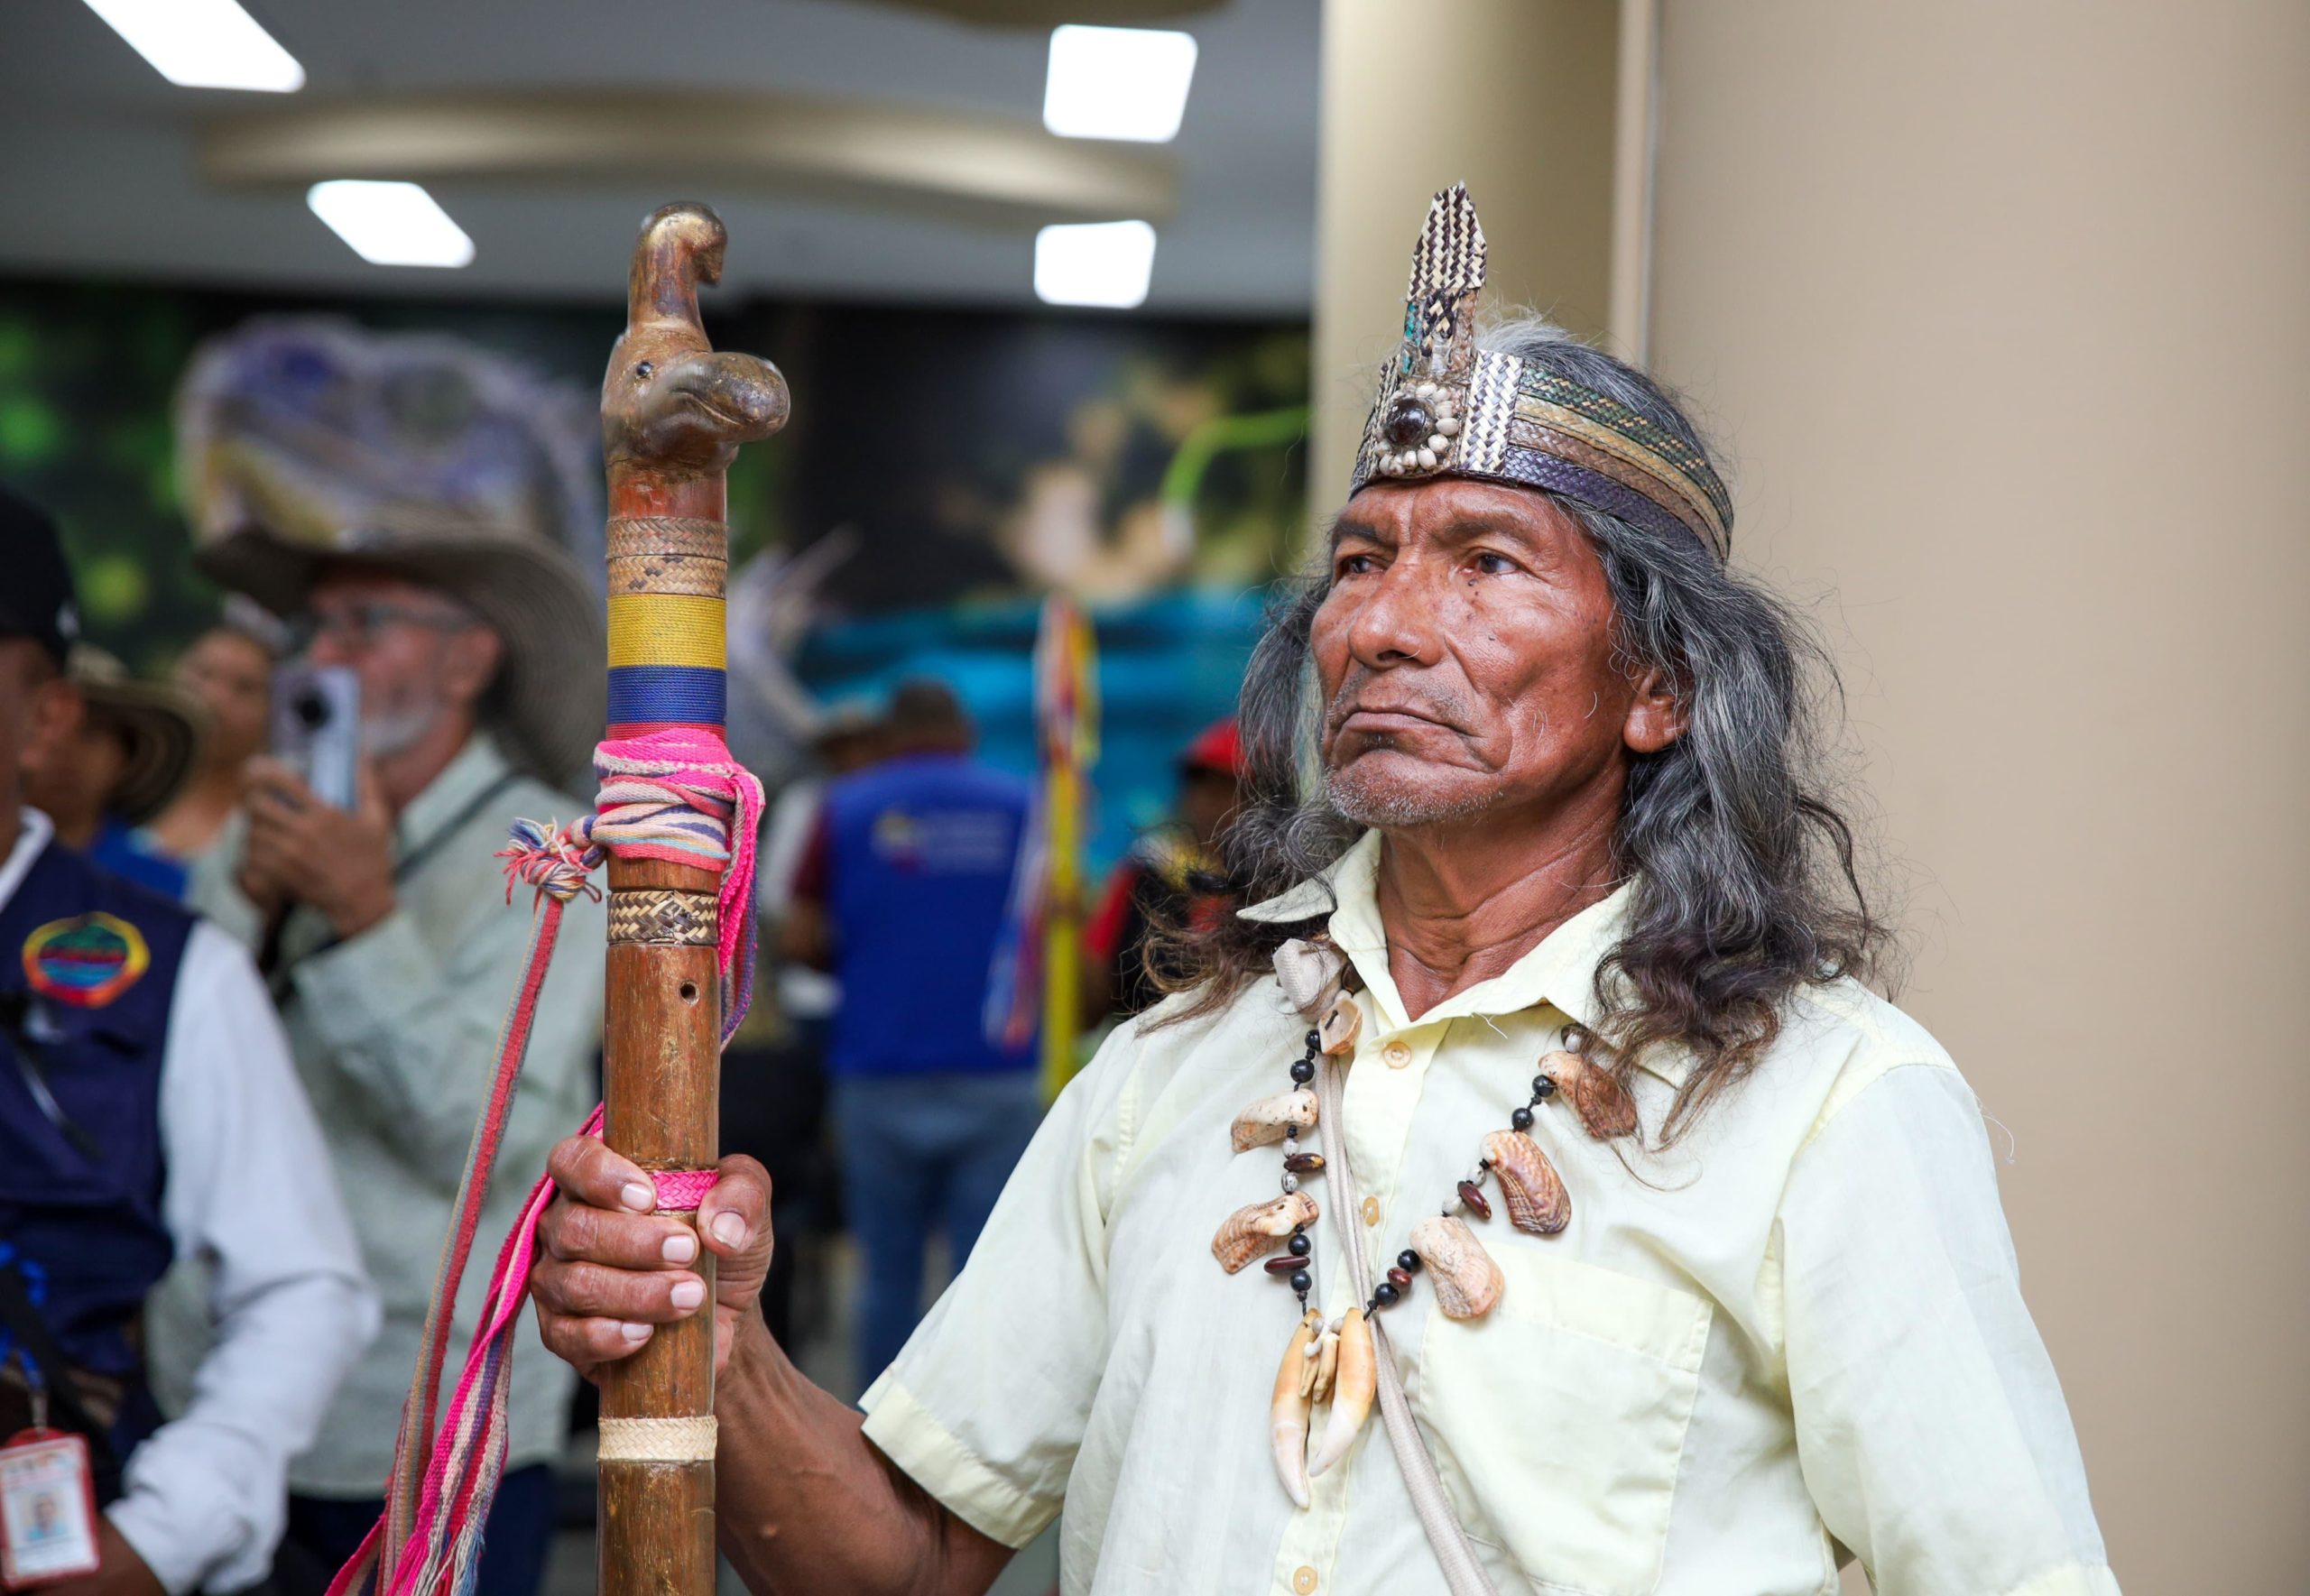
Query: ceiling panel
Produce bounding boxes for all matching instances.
[0,0,1317,312]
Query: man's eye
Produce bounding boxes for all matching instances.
[1336,552,1381,576]
[1470,551,1519,576]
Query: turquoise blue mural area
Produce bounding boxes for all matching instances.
[797,587,1269,878]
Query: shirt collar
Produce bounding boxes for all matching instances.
[1238,828,1686,1086]
[0,807,53,913]
[394,730,513,863]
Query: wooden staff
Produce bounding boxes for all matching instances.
[596,201,789,1596]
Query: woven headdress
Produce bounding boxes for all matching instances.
[1349,184,1732,560]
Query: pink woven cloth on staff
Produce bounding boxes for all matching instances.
[328,727,761,1596]
[579,727,765,1043]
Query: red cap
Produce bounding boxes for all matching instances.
[1178,718,1246,780]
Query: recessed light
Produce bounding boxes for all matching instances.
[1042,24,1197,143]
[1035,220,1156,309]
[307,181,476,269]
[80,0,304,93]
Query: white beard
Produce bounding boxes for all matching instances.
[1324,761,1495,829]
[360,697,442,760]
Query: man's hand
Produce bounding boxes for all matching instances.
[44,1518,163,1596]
[532,1139,774,1380]
[238,757,397,939]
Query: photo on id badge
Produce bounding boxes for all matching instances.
[0,1432,101,1586]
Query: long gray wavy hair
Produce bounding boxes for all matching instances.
[1150,316,1896,1141]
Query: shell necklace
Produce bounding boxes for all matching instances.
[1209,936,1639,1508]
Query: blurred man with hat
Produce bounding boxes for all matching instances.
[0,484,374,1595]
[170,509,606,1596]
[22,645,209,899]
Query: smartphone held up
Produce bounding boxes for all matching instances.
[271,665,360,809]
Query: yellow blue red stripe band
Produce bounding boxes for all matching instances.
[606,593,726,672]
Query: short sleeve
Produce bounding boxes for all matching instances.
[1779,1062,2118,1596]
[858,1025,1141,1548]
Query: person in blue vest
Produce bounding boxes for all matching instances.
[0,485,375,1596]
[786,678,1042,1386]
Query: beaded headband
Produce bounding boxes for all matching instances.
[1348,184,1732,561]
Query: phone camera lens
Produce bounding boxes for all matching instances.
[294,690,330,729]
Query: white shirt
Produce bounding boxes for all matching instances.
[2,809,377,1595]
[859,830,2116,1596]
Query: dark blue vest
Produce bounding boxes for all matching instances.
[0,838,189,1382]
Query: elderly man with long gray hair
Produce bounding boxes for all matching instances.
[525,189,2115,1596]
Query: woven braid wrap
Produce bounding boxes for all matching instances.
[598,1416,717,1463]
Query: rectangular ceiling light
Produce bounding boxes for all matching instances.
[1042,24,1197,143]
[307,181,476,269]
[1034,220,1156,309]
[80,0,305,92]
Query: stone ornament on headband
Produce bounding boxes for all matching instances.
[1350,184,1734,561]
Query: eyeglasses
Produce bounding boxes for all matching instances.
[291,600,480,655]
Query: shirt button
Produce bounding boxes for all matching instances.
[1361,1195,1381,1226]
[1382,1040,1412,1068]
[1292,1568,1318,1594]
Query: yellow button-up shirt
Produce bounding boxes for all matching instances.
[859,832,2115,1595]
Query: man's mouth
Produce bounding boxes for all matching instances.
[1337,706,1453,738]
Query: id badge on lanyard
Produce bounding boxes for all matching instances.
[0,1377,102,1590]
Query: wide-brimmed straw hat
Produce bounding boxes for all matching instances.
[197,507,605,788]
[69,646,209,826]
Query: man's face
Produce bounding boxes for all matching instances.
[0,638,71,816]
[1310,478,1678,830]
[174,627,273,767]
[20,697,129,835]
[303,568,499,759]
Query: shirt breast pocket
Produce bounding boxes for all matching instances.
[1410,1244,1713,1596]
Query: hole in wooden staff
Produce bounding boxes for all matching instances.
[679,981,700,1004]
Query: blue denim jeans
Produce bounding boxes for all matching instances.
[831,1070,1043,1388]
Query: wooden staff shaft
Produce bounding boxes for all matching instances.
[596,199,787,1596]
[599,470,723,1596]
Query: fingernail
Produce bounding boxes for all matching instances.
[712,1213,746,1249]
[620,1182,653,1213]
[661,1231,698,1264]
[670,1279,707,1312]
[620,1322,652,1343]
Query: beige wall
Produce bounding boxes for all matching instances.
[1312,0,1621,506]
[1647,3,2310,1589]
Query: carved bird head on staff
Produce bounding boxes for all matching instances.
[601,202,790,474]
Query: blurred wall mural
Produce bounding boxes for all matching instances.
[0,275,1307,871]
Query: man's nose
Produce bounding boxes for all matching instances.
[307,626,354,668]
[1344,557,1442,669]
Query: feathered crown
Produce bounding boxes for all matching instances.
[1350,185,1731,559]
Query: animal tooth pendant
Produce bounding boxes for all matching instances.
[1307,1306,1374,1477]
[1272,937,1347,1017]
[1409,1214,1503,1320]
[1231,1088,1318,1154]
[1539,1048,1639,1139]
[1483,1130,1571,1235]
[1271,1309,1323,1508]
[1298,1324,1340,1404]
[1213,1191,1320,1273]
[1317,992,1362,1056]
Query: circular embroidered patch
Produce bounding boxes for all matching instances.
[22,913,150,1009]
